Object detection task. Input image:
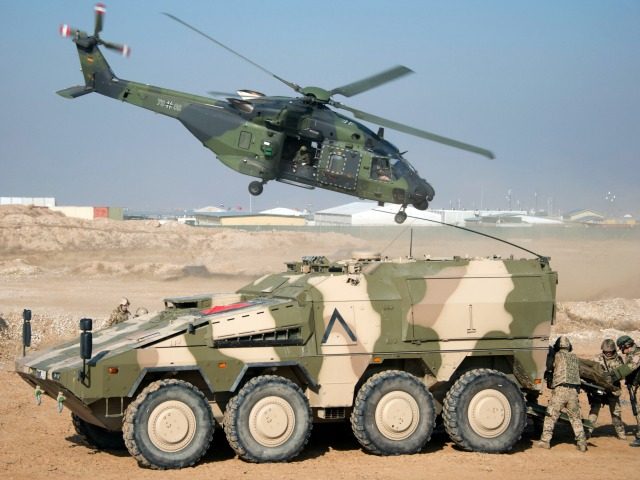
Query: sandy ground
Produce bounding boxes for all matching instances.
[1,205,639,479]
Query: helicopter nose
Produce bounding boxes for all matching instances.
[410,180,435,211]
[415,181,435,202]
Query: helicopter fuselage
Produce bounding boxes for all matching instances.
[64,39,435,212]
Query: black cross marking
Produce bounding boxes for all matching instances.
[321,308,357,344]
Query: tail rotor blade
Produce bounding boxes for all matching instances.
[94,3,106,36]
[102,40,131,57]
[59,24,78,38]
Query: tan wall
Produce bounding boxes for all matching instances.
[219,215,306,226]
[49,206,123,221]
[50,206,95,220]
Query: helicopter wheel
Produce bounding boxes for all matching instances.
[248,181,264,196]
[394,209,407,224]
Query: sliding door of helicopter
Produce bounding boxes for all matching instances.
[317,144,361,191]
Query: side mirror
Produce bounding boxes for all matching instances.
[79,318,93,360]
[80,318,93,332]
[80,332,93,360]
[22,309,32,348]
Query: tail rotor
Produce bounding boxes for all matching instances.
[59,3,130,57]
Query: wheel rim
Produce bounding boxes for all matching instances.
[248,395,296,447]
[374,391,420,441]
[467,388,512,438]
[147,400,197,453]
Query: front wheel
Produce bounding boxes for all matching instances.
[72,413,125,450]
[394,211,407,224]
[443,369,526,453]
[123,379,214,469]
[223,375,312,462]
[351,370,436,455]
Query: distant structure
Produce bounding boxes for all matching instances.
[0,197,122,220]
[563,209,605,224]
[1,197,55,207]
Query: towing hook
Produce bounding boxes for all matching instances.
[34,385,43,406]
[56,391,66,413]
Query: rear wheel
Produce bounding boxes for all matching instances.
[443,369,526,453]
[123,379,214,469]
[223,375,312,462]
[72,413,125,450]
[248,181,264,196]
[351,370,436,455]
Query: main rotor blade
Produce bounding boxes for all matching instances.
[163,13,301,93]
[335,102,495,159]
[330,65,413,98]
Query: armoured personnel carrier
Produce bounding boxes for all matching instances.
[16,253,557,469]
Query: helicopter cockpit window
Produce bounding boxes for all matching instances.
[371,157,392,181]
[390,156,415,179]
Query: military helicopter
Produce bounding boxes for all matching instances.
[59,4,494,223]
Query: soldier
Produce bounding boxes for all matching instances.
[536,336,588,452]
[105,297,131,328]
[612,335,640,447]
[586,339,626,440]
[292,145,310,169]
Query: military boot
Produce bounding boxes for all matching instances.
[615,431,626,441]
[535,441,550,449]
[630,438,640,447]
[577,442,587,452]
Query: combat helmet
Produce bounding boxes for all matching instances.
[601,338,617,358]
[616,335,634,350]
[554,335,572,351]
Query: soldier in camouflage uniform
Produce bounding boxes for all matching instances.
[613,335,640,447]
[536,336,587,452]
[586,339,626,440]
[105,297,131,328]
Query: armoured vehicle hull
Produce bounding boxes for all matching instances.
[16,254,556,468]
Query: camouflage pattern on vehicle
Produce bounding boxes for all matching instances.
[16,253,557,469]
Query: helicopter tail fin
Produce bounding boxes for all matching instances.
[57,43,119,99]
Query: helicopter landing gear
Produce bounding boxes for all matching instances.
[248,181,265,196]
[394,207,407,224]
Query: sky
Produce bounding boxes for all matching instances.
[1,0,639,216]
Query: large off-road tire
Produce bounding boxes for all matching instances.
[443,369,526,453]
[223,375,312,463]
[123,379,214,469]
[351,370,436,455]
[72,413,125,450]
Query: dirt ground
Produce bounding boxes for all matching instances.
[1,206,639,479]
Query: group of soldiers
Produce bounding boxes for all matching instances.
[537,334,640,452]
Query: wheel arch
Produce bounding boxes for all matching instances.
[127,366,215,399]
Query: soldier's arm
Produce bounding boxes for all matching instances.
[611,352,640,381]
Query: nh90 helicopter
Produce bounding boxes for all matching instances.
[59,4,494,223]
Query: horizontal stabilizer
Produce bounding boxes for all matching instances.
[56,85,95,99]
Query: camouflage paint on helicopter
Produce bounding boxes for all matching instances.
[58,5,494,224]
